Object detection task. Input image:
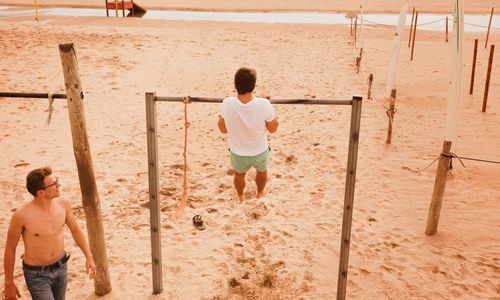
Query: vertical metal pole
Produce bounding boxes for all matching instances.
[408,7,415,48]
[146,92,163,294]
[337,96,363,300]
[105,0,109,17]
[482,44,495,112]
[484,7,494,49]
[469,39,478,95]
[411,11,419,61]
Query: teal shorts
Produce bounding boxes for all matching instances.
[230,148,270,173]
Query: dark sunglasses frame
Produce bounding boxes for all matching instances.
[42,177,59,189]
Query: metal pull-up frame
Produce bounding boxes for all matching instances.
[145,93,363,300]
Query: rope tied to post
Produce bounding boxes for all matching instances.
[175,96,191,218]
[45,92,55,127]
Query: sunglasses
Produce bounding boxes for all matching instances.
[42,177,59,189]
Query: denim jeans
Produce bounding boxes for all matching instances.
[23,262,68,300]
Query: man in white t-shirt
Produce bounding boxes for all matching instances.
[218,67,279,203]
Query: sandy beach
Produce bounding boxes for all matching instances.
[0,1,499,299]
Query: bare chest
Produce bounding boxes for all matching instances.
[23,207,66,238]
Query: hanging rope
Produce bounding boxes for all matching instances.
[45,92,54,127]
[175,96,191,218]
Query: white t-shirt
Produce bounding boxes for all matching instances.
[220,96,275,156]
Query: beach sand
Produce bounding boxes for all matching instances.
[0,1,499,299]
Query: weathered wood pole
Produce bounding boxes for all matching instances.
[114,0,118,17]
[408,7,416,47]
[411,11,419,61]
[354,16,358,47]
[105,0,109,17]
[337,96,363,300]
[356,48,363,73]
[485,7,494,49]
[469,39,479,95]
[367,73,373,99]
[145,92,163,294]
[482,44,495,112]
[386,89,396,144]
[58,43,112,296]
[445,16,449,42]
[425,141,452,236]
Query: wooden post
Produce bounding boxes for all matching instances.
[485,7,494,49]
[469,39,478,95]
[367,73,373,99]
[411,11,418,61]
[425,141,452,236]
[33,0,39,21]
[356,48,363,73]
[337,96,363,300]
[121,0,125,17]
[445,16,448,43]
[482,44,495,112]
[354,16,358,47]
[350,18,353,36]
[105,0,109,17]
[114,0,118,17]
[408,7,415,48]
[58,43,112,296]
[146,92,163,294]
[386,89,396,144]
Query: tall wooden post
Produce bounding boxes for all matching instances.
[356,48,363,73]
[469,39,478,95]
[146,92,163,294]
[411,11,419,61]
[105,0,109,17]
[482,44,495,112]
[354,16,358,47]
[337,96,363,300]
[425,141,452,235]
[386,89,396,144]
[367,73,373,99]
[59,43,112,296]
[408,7,416,47]
[485,7,494,49]
[445,16,448,42]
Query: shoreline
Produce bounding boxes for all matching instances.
[0,2,497,15]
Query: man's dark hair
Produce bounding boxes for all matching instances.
[234,67,256,95]
[26,167,52,197]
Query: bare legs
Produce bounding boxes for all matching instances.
[256,170,267,198]
[234,172,246,203]
[233,170,268,202]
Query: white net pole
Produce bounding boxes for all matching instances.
[445,0,464,149]
[386,3,408,97]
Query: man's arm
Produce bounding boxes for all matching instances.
[4,211,23,299]
[63,200,96,278]
[218,116,227,134]
[266,118,279,134]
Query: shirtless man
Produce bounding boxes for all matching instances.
[218,67,279,202]
[3,167,96,300]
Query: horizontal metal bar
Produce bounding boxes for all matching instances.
[0,92,67,99]
[154,96,353,106]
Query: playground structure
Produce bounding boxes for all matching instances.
[145,94,363,299]
[105,0,147,17]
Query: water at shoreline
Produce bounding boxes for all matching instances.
[0,5,498,32]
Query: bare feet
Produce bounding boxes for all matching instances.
[238,194,245,203]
